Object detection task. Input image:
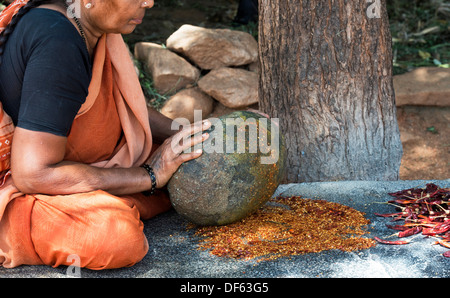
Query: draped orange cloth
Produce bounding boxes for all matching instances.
[0,1,171,269]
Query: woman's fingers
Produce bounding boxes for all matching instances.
[146,120,212,188]
[171,119,211,154]
[181,131,209,152]
[174,148,204,165]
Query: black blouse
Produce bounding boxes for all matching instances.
[0,8,92,137]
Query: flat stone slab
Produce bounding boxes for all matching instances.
[1,179,449,278]
[394,67,450,106]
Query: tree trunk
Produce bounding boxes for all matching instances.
[258,0,403,183]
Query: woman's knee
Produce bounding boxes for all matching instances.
[30,192,149,270]
[94,207,149,269]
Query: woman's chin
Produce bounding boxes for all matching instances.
[119,24,138,35]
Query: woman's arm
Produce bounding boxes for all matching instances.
[11,120,210,196]
[147,106,178,144]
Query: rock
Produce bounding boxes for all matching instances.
[394,67,450,106]
[167,110,286,226]
[198,67,258,109]
[248,60,259,73]
[208,101,259,119]
[134,42,200,94]
[166,24,258,70]
[160,87,214,123]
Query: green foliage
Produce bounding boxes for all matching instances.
[426,126,439,134]
[388,0,450,74]
[0,1,6,12]
[232,21,258,41]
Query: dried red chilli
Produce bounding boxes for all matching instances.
[374,237,410,245]
[375,183,450,258]
[385,224,409,231]
[189,196,375,262]
[397,226,423,238]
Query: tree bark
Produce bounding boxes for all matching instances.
[258,0,403,183]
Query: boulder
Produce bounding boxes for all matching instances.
[208,101,259,119]
[166,24,258,70]
[394,67,450,106]
[248,60,259,73]
[160,87,214,123]
[134,42,200,94]
[198,67,258,109]
[167,110,286,226]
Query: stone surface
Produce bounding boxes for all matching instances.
[208,101,259,119]
[394,67,450,106]
[134,42,200,94]
[167,111,286,226]
[198,67,258,109]
[1,179,450,278]
[160,87,214,123]
[248,60,259,73]
[166,24,258,70]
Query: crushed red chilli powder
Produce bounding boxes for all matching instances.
[188,196,376,262]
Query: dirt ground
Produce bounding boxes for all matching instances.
[128,0,450,181]
[397,106,450,180]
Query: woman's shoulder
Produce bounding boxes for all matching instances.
[14,7,90,67]
[18,8,84,45]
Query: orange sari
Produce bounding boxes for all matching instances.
[0,1,171,270]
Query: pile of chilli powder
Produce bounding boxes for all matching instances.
[189,196,376,262]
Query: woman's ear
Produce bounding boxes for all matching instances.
[82,0,93,9]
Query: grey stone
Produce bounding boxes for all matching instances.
[167,111,286,225]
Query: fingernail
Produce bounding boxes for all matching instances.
[203,120,210,126]
[195,149,203,153]
[202,133,209,138]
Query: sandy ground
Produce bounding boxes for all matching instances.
[397,106,450,180]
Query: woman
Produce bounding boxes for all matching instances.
[0,0,210,270]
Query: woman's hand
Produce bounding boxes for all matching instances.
[145,119,211,188]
